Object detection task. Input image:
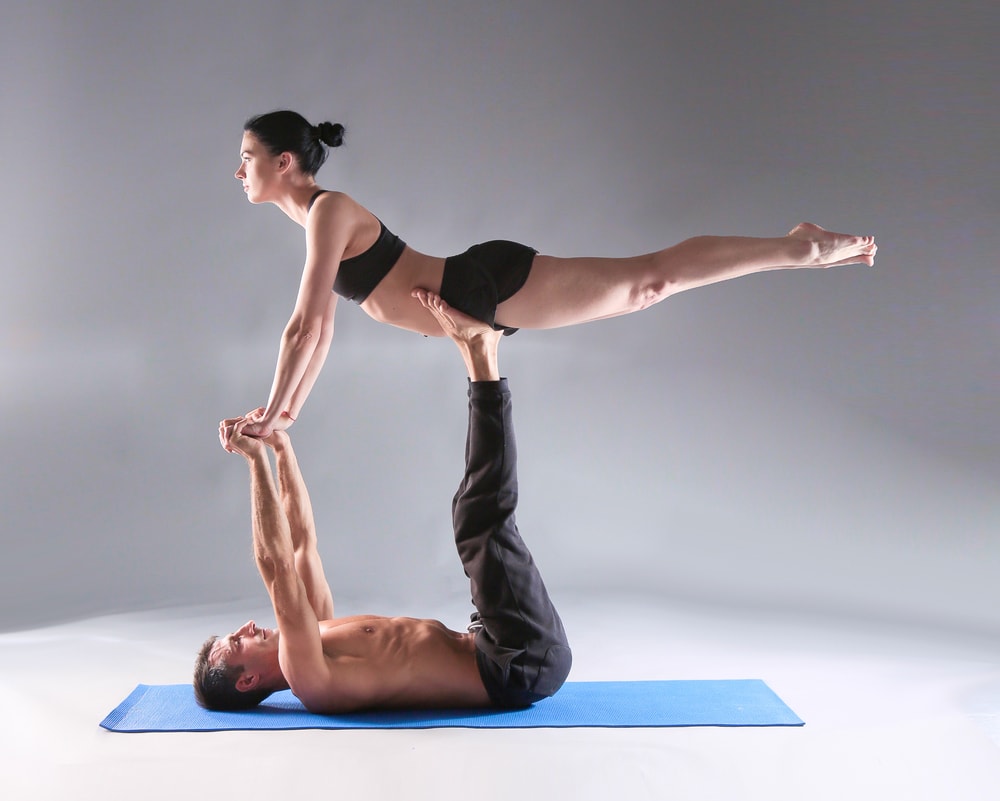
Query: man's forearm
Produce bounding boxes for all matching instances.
[247,453,295,583]
[269,437,335,620]
[271,439,317,552]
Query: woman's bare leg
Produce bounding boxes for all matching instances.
[495,222,876,330]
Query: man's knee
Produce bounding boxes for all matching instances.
[532,642,573,699]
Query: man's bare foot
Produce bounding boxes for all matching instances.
[413,289,502,381]
[413,289,502,347]
[788,222,877,268]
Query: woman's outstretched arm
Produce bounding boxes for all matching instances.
[242,193,356,437]
[283,293,337,420]
[248,292,338,434]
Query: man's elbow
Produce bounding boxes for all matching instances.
[256,552,295,581]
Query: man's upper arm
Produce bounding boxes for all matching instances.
[294,544,334,620]
[270,560,331,696]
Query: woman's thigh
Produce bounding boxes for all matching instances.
[495,252,666,330]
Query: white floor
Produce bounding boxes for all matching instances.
[2,594,998,801]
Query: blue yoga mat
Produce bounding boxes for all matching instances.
[100,679,803,732]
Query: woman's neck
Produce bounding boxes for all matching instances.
[274,181,322,226]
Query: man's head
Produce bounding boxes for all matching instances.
[193,620,281,710]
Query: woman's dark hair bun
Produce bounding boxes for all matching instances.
[315,122,345,148]
[245,111,341,175]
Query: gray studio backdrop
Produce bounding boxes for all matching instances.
[1,1,996,634]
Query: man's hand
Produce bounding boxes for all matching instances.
[219,416,267,459]
[261,427,290,451]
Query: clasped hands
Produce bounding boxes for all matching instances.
[219,407,290,457]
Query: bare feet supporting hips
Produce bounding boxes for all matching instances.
[413,289,503,381]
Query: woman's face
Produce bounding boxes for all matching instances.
[235,132,282,204]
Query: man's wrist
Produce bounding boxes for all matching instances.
[244,444,269,464]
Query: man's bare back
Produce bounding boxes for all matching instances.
[300,615,491,713]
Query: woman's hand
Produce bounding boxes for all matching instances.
[239,407,295,439]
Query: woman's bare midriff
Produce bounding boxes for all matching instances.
[359,248,449,336]
[305,615,491,713]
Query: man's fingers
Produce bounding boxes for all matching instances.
[218,417,250,453]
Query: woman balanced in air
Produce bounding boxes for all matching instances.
[233,110,877,437]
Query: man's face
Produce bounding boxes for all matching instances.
[210,620,278,677]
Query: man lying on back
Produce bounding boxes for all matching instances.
[194,289,571,712]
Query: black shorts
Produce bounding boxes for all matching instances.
[440,240,537,336]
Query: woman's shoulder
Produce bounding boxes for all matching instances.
[308,190,370,229]
[310,189,356,212]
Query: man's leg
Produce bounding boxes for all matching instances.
[414,290,571,708]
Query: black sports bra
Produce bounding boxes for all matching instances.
[308,190,407,304]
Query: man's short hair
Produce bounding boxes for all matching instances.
[192,635,274,710]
